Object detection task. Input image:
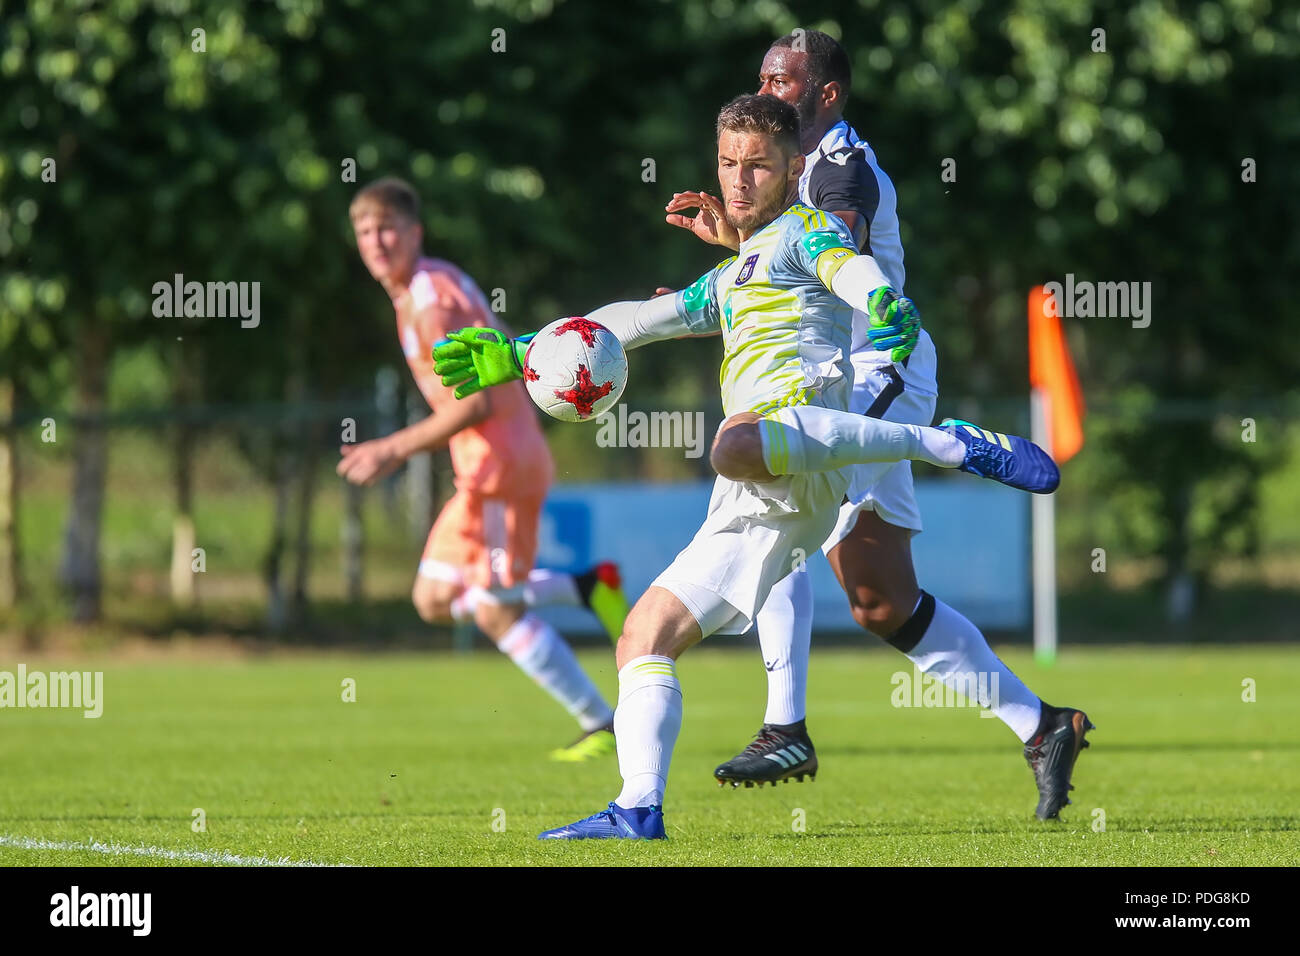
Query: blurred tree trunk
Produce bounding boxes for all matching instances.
[0,377,23,607]
[170,437,197,605]
[59,324,109,623]
[268,308,310,634]
[1164,481,1197,623]
[264,438,292,635]
[290,425,320,616]
[170,340,198,606]
[342,479,364,601]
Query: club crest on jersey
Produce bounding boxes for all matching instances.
[734,253,760,286]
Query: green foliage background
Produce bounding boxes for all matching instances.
[1,0,1297,628]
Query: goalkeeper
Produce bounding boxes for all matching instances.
[435,94,1061,839]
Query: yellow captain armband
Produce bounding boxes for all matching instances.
[814,246,856,288]
[800,229,856,287]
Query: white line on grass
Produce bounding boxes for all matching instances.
[0,834,348,867]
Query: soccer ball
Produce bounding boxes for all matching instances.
[523,317,628,422]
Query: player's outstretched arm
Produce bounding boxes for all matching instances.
[585,293,709,348]
[433,290,718,399]
[815,244,921,365]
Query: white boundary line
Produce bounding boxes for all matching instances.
[0,834,348,867]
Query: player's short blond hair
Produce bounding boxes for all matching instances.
[349,177,421,225]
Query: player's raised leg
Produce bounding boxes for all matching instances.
[713,408,1060,494]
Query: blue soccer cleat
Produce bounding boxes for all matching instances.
[941,419,1061,494]
[537,802,666,840]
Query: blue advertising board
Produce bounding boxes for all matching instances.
[535,479,1031,638]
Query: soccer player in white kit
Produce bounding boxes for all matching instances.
[435,94,1066,837]
[664,32,1093,821]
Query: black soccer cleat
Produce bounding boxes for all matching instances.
[1024,703,1094,820]
[714,720,818,787]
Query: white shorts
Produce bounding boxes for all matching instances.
[652,467,851,638]
[823,330,939,553]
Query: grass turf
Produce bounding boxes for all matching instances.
[1,644,1296,866]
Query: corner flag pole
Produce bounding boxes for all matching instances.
[1030,386,1057,666]
[1028,285,1085,667]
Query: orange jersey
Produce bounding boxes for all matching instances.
[395,257,554,497]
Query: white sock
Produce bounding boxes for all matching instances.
[523,569,582,608]
[497,614,614,731]
[756,568,812,725]
[759,405,964,475]
[901,594,1043,742]
[613,655,682,808]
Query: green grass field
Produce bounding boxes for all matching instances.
[1,644,1297,866]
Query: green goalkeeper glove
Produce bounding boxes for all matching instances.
[432,328,534,399]
[866,286,922,364]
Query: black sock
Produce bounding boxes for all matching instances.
[884,590,936,654]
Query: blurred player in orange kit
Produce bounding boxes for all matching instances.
[339,177,627,761]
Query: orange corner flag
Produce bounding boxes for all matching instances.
[1028,285,1085,463]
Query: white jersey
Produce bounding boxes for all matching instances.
[799,120,906,357]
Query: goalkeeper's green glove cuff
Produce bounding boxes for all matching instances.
[512,332,534,368]
[432,328,535,399]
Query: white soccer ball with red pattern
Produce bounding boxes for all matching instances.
[523,317,628,422]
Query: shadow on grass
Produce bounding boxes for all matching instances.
[823,741,1300,758]
[751,815,1300,838]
